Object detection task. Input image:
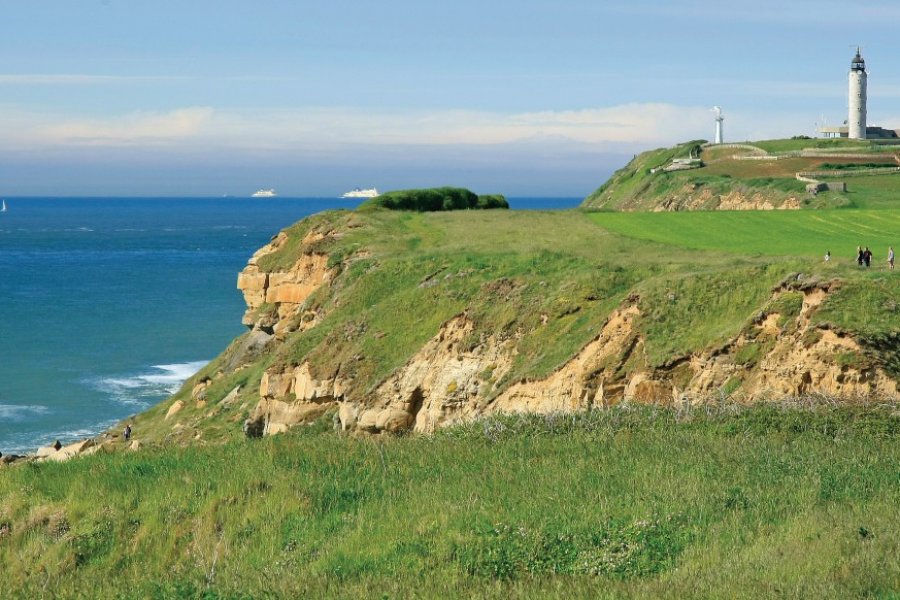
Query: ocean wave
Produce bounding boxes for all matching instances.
[90,360,209,407]
[0,404,49,421]
[142,361,210,387]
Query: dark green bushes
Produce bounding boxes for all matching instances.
[361,187,509,212]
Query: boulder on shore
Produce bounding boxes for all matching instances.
[35,440,63,458]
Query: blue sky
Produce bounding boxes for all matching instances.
[1,0,899,196]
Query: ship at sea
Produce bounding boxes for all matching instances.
[341,187,379,199]
[251,189,277,198]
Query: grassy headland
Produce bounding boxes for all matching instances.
[582,138,900,211]
[106,202,900,448]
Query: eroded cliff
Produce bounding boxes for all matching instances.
[109,206,899,450]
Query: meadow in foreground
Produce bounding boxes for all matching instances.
[1,402,899,599]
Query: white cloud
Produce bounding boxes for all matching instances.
[0,102,827,156]
[35,107,216,146]
[6,103,713,150]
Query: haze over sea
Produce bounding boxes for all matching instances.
[0,196,579,454]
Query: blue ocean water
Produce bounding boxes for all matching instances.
[0,196,581,454]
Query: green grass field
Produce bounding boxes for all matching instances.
[2,404,899,598]
[589,209,900,261]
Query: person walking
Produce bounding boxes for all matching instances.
[864,247,873,267]
[824,251,831,262]
[123,424,132,441]
[889,246,895,270]
[857,246,864,266]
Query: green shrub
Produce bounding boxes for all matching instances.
[360,187,509,212]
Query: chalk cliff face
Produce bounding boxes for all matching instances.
[653,186,804,212]
[237,230,334,336]
[228,223,898,439]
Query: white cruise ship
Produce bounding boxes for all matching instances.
[251,188,277,198]
[341,187,379,199]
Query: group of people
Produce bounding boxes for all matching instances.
[824,246,895,270]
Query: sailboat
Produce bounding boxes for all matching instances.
[1,200,6,212]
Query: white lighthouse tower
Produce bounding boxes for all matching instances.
[848,48,867,139]
[713,106,724,144]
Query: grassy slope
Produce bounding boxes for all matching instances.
[119,205,900,447]
[582,139,900,211]
[2,405,900,598]
[124,208,819,446]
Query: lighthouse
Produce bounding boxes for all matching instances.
[713,106,724,144]
[848,48,867,140]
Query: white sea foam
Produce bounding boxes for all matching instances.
[92,360,209,407]
[7,420,121,455]
[0,404,49,421]
[143,361,210,388]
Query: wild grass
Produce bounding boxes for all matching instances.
[1,402,899,598]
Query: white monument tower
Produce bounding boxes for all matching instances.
[848,48,867,139]
[713,106,724,144]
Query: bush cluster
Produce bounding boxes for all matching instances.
[361,187,509,212]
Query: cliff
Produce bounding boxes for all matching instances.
[119,204,900,446]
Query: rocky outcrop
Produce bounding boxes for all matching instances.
[245,362,347,436]
[36,439,98,462]
[654,186,801,212]
[491,305,641,414]
[341,315,517,434]
[237,231,335,336]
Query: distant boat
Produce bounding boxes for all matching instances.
[251,189,277,198]
[341,187,379,199]
[1,200,6,212]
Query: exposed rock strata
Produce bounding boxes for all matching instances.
[242,271,898,437]
[237,230,335,336]
[653,186,801,212]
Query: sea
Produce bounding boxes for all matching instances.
[0,196,581,454]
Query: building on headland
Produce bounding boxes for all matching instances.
[819,48,900,140]
[713,106,724,144]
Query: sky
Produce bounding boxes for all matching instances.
[1,0,899,197]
